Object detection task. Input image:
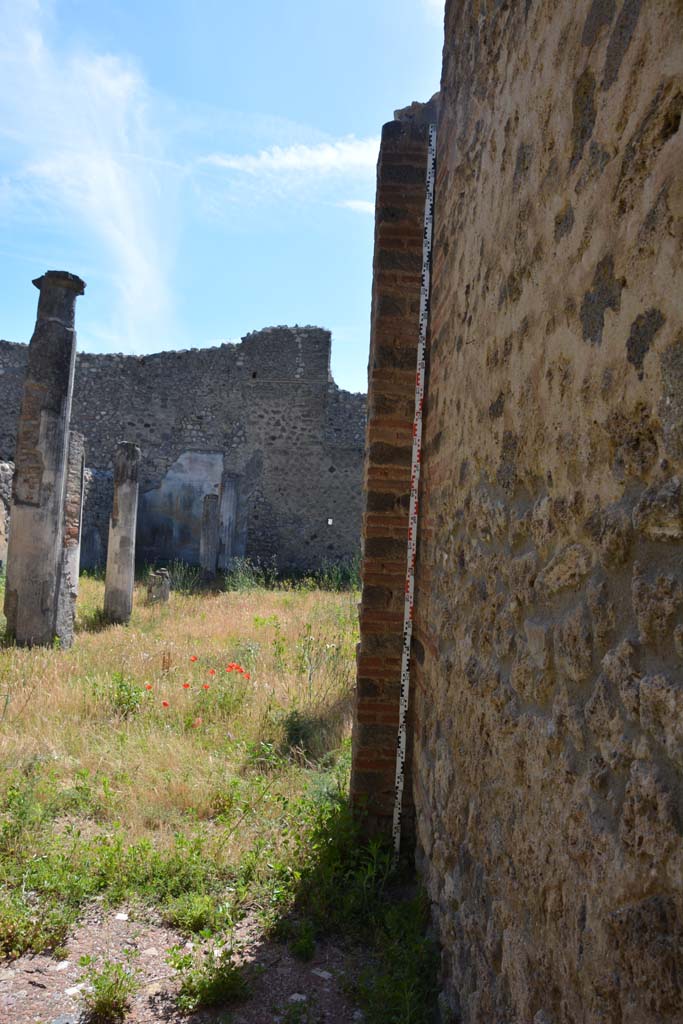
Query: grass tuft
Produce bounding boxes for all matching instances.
[167,939,249,1012]
[78,951,141,1023]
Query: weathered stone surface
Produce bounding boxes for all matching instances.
[146,568,170,604]
[355,0,683,1018]
[535,543,593,595]
[3,271,84,647]
[0,460,11,570]
[632,563,682,643]
[54,431,85,649]
[103,442,141,625]
[633,476,683,539]
[199,492,220,580]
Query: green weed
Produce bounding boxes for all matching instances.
[163,892,232,937]
[109,671,142,718]
[167,939,249,1012]
[166,559,202,595]
[78,951,141,1023]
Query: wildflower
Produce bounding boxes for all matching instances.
[182,682,190,689]
[145,683,153,691]
[209,669,216,677]
[162,700,170,708]
[203,683,210,690]
[190,655,198,663]
[192,717,202,728]
[244,672,251,680]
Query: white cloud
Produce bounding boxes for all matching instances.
[339,199,375,215]
[0,0,178,351]
[202,137,379,178]
[196,136,379,216]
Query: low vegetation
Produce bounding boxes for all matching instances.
[0,562,437,1022]
[78,951,141,1023]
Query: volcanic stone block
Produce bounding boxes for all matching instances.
[200,493,220,580]
[55,431,86,649]
[3,271,85,646]
[103,442,141,624]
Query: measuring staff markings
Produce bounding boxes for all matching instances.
[392,123,437,860]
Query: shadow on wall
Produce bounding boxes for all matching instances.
[136,450,244,567]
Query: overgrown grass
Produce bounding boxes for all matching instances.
[0,575,437,1022]
[140,555,361,596]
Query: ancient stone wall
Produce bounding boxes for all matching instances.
[0,327,365,570]
[354,0,683,1018]
[409,1,683,1020]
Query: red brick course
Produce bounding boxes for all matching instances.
[350,117,430,837]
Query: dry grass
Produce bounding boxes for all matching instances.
[0,575,357,879]
[0,575,440,1024]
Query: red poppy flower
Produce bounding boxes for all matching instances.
[203,683,210,690]
[208,669,216,677]
[162,700,170,708]
[244,672,251,680]
[182,682,190,689]
[190,656,198,663]
[145,683,153,691]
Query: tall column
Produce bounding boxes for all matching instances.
[4,271,85,646]
[350,104,435,837]
[103,442,141,624]
[55,431,86,649]
[200,493,220,580]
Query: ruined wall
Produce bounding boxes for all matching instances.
[0,327,365,570]
[409,1,683,1020]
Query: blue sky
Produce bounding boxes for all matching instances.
[0,0,444,393]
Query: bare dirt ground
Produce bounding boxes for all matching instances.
[0,904,364,1024]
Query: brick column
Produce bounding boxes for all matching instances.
[351,102,435,838]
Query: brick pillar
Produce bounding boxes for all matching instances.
[351,102,435,838]
[55,430,86,649]
[4,271,85,646]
